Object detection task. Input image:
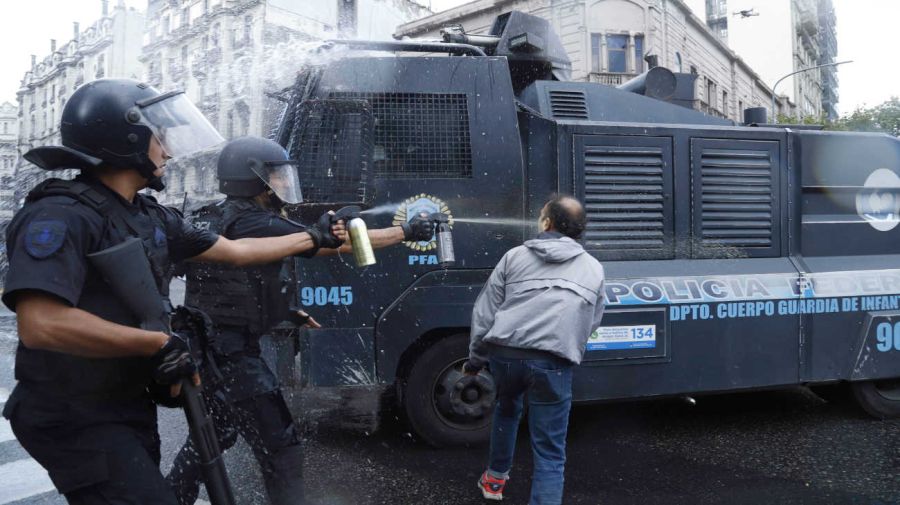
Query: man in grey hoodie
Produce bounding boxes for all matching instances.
[464,195,605,504]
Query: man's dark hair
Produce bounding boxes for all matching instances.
[545,194,587,239]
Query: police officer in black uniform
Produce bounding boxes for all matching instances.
[1,80,347,504]
[166,136,435,505]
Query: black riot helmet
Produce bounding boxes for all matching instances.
[217,136,303,205]
[23,78,223,191]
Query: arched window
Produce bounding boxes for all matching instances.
[675,52,683,73]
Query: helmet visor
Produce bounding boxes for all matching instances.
[253,162,303,204]
[138,92,224,159]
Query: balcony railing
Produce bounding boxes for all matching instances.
[587,72,637,86]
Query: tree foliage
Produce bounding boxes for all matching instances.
[775,98,900,136]
[829,97,900,136]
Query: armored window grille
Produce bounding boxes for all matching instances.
[287,99,375,205]
[329,92,472,179]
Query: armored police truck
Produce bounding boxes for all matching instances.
[272,11,900,446]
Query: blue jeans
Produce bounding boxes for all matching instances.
[487,355,574,505]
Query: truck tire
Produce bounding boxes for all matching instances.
[403,333,494,447]
[851,379,900,419]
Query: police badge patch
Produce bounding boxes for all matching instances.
[154,227,167,247]
[24,220,67,259]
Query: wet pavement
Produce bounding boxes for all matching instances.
[2,306,899,504]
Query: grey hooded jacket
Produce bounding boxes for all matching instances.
[468,232,606,367]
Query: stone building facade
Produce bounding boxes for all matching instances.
[395,0,795,122]
[0,102,18,220]
[694,0,838,120]
[141,0,431,206]
[13,1,145,207]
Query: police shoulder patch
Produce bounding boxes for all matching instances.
[24,219,67,259]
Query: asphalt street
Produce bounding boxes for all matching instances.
[1,306,899,505]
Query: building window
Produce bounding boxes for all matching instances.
[675,52,683,73]
[738,99,744,116]
[181,45,188,63]
[212,24,220,47]
[707,79,717,110]
[96,54,105,78]
[244,15,252,42]
[607,34,628,73]
[590,34,601,72]
[634,35,644,73]
[722,90,728,117]
[162,16,170,35]
[3,123,7,134]
[181,8,190,28]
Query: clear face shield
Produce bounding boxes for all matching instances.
[135,91,224,159]
[252,161,303,205]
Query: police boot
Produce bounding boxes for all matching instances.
[262,443,305,505]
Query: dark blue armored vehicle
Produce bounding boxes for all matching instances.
[273,12,900,446]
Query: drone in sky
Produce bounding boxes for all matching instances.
[733,8,760,18]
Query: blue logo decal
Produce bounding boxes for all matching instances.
[24,220,67,259]
[154,227,167,247]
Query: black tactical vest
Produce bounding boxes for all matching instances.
[14,177,173,399]
[184,199,291,343]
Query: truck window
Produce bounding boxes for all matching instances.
[330,92,473,179]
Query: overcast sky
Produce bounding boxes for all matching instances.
[0,0,895,115]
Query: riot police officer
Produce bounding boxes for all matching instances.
[166,136,434,505]
[1,80,347,504]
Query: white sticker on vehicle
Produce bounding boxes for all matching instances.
[587,324,657,351]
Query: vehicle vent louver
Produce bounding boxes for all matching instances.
[582,146,666,250]
[549,90,588,119]
[698,147,775,248]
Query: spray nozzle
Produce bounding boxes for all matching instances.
[333,205,363,222]
[429,212,450,224]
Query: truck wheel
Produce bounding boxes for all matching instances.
[404,333,495,447]
[851,379,900,418]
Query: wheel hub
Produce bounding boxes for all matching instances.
[433,363,496,421]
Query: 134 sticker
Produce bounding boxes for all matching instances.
[587,324,657,351]
[300,286,353,306]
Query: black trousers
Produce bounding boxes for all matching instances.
[5,385,177,505]
[165,388,304,505]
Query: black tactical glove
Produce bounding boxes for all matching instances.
[401,212,436,242]
[151,333,198,386]
[306,211,345,251]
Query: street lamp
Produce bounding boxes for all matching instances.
[770,60,852,123]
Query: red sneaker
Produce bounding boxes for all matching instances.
[477,471,507,501]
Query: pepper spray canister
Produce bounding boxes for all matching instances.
[336,206,376,267]
[430,212,455,267]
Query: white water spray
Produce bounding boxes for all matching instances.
[453,217,533,227]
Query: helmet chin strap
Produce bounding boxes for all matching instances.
[146,174,166,192]
[266,189,285,210]
[136,153,166,192]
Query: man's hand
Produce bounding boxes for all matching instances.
[306,211,345,250]
[288,309,322,329]
[151,333,201,397]
[462,360,482,376]
[332,220,348,243]
[401,212,435,242]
